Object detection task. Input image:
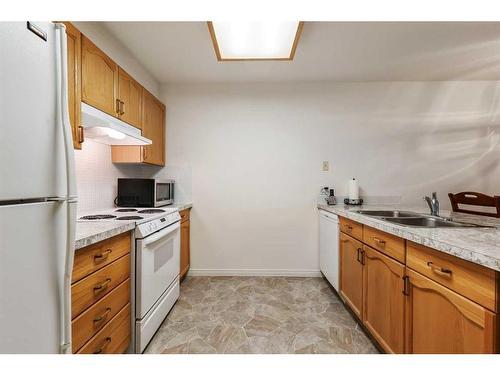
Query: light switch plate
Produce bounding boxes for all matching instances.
[322,161,329,171]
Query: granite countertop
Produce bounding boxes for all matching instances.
[75,202,193,250]
[75,221,135,250]
[318,203,500,272]
[171,202,193,211]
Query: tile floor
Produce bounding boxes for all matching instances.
[144,276,379,354]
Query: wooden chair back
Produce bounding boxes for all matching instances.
[448,192,500,218]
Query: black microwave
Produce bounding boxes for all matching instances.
[116,178,174,207]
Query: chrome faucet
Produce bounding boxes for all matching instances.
[424,192,440,216]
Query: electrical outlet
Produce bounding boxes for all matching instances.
[322,161,329,171]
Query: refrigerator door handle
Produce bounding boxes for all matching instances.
[55,23,77,200]
[61,200,77,353]
[54,23,77,354]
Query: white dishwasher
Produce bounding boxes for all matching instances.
[319,210,340,291]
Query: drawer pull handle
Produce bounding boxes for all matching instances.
[373,237,386,247]
[93,278,112,293]
[427,262,452,277]
[346,225,353,231]
[93,337,112,354]
[93,307,112,325]
[94,249,112,262]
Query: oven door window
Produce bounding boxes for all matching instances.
[136,223,180,318]
[156,183,172,202]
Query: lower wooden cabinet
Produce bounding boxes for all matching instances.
[337,217,499,354]
[362,245,405,354]
[72,232,132,354]
[180,208,191,279]
[339,232,363,319]
[77,303,131,354]
[404,269,496,354]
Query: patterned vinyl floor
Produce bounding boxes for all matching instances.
[144,276,379,354]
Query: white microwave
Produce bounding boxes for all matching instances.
[117,178,174,207]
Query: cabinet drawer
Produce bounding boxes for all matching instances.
[72,254,130,319]
[73,232,131,283]
[363,226,405,263]
[72,278,130,353]
[407,242,497,312]
[180,208,190,223]
[77,303,131,354]
[339,217,363,241]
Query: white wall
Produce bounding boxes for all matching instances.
[160,81,500,275]
[73,22,160,97]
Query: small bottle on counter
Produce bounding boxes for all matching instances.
[326,189,337,205]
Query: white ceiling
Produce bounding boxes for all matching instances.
[102,22,500,83]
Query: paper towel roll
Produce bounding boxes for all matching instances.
[348,178,359,200]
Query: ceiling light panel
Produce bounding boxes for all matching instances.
[208,21,303,61]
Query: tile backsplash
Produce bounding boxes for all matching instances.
[74,140,192,213]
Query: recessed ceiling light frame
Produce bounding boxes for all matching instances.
[207,21,304,61]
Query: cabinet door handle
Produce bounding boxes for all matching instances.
[427,262,452,277]
[360,249,366,265]
[93,307,112,325]
[116,98,121,115]
[356,248,362,263]
[373,237,386,247]
[93,337,112,354]
[120,100,125,115]
[93,249,112,262]
[402,275,410,295]
[77,126,84,144]
[93,278,112,293]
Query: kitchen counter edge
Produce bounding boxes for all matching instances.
[75,222,135,250]
[318,204,500,272]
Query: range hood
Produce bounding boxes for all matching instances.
[81,102,152,146]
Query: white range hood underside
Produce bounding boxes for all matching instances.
[81,102,152,146]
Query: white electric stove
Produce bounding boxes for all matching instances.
[78,207,181,353]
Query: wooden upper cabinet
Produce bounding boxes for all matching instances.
[117,67,142,129]
[142,89,165,166]
[405,269,496,354]
[362,245,405,354]
[339,233,364,319]
[62,22,83,149]
[81,36,118,117]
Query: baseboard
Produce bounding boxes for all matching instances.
[186,268,323,277]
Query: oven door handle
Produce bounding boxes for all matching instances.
[142,222,180,247]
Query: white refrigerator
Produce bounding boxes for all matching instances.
[0,22,77,353]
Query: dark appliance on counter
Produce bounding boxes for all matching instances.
[116,178,174,207]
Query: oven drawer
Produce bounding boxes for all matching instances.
[71,254,130,319]
[77,303,131,354]
[72,232,131,283]
[136,222,180,319]
[72,278,130,353]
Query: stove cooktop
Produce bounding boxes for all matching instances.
[78,206,178,223]
[79,214,117,220]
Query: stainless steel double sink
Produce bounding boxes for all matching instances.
[355,210,483,228]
